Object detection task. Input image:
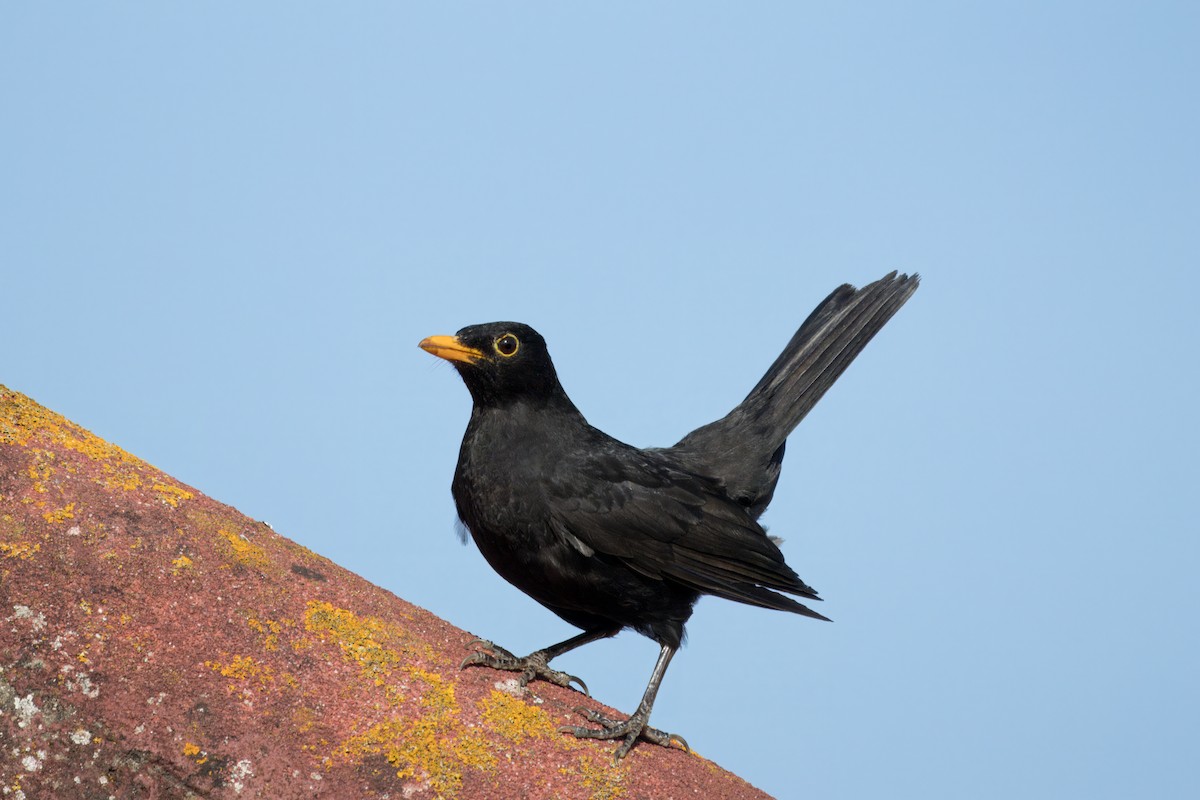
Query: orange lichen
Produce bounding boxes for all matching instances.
[479,690,557,744]
[336,667,495,798]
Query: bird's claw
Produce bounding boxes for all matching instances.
[459,639,589,695]
[459,639,517,670]
[560,707,688,760]
[462,638,516,661]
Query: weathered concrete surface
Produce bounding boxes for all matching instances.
[0,386,775,800]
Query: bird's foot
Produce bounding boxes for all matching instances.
[560,706,689,761]
[459,639,589,695]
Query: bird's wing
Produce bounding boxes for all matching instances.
[546,449,828,620]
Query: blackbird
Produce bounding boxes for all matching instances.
[419,271,918,759]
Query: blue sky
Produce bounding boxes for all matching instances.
[3,4,1197,798]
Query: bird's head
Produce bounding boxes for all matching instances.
[419,322,568,407]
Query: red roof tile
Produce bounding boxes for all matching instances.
[0,386,774,800]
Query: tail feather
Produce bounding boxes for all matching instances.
[666,271,918,516]
[747,271,920,439]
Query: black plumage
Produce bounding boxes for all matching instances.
[420,271,918,758]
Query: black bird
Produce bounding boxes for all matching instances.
[419,272,918,759]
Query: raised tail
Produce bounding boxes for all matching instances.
[666,271,919,516]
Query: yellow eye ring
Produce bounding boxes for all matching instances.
[494,333,520,357]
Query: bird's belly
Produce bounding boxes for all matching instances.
[467,520,606,608]
[463,516,697,642]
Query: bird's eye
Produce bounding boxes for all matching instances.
[494,333,520,357]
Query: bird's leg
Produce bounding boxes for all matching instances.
[560,643,688,760]
[460,627,618,696]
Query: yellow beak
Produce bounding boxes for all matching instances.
[419,335,485,365]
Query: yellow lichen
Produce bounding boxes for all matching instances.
[303,601,406,701]
[560,755,628,800]
[213,654,273,680]
[27,463,50,492]
[337,667,495,798]
[479,690,557,744]
[247,615,283,651]
[152,482,193,507]
[206,654,275,690]
[217,528,270,571]
[188,510,272,569]
[170,555,194,575]
[103,469,143,492]
[0,516,36,559]
[293,706,319,734]
[0,387,184,501]
[1,387,135,460]
[182,740,209,765]
[42,501,76,523]
[0,540,40,560]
